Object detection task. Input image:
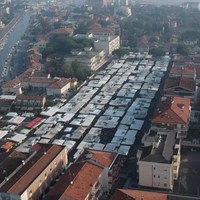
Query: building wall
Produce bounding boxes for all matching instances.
[2,87,22,95]
[138,161,173,190]
[94,36,120,55]
[20,147,68,200]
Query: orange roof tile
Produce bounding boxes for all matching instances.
[170,67,196,76]
[110,189,167,200]
[164,77,195,92]
[152,97,190,125]
[60,162,103,200]
[77,150,117,168]
[48,78,70,89]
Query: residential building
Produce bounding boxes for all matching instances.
[44,150,126,200]
[49,27,74,37]
[46,78,71,96]
[110,189,168,200]
[33,39,48,51]
[14,95,46,112]
[137,131,181,190]
[64,48,106,71]
[0,144,68,200]
[76,150,126,189]
[169,67,196,80]
[151,97,191,138]
[2,77,22,95]
[27,47,42,63]
[88,24,115,41]
[94,36,120,55]
[0,151,28,185]
[164,77,196,104]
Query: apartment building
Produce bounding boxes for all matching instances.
[151,97,191,138]
[164,77,196,104]
[44,150,125,200]
[138,131,181,190]
[169,67,196,80]
[0,144,68,200]
[94,36,120,55]
[110,189,167,200]
[64,49,106,71]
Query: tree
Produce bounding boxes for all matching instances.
[149,47,165,57]
[176,44,191,55]
[112,48,129,58]
[149,37,159,43]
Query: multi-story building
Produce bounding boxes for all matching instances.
[0,144,68,200]
[169,67,196,80]
[64,48,106,71]
[110,189,168,200]
[94,36,120,55]
[164,77,196,104]
[137,131,181,190]
[151,97,191,138]
[44,150,125,200]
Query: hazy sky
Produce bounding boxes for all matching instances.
[143,0,200,5]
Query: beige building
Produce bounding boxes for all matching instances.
[138,131,181,190]
[64,49,106,71]
[94,36,120,55]
[0,144,68,200]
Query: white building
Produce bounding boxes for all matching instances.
[64,49,106,71]
[138,131,181,190]
[94,36,120,55]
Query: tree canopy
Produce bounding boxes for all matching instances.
[42,36,93,57]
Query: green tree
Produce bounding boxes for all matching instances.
[149,47,165,57]
[176,44,191,55]
[112,48,129,58]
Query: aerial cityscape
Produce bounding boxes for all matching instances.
[0,0,199,199]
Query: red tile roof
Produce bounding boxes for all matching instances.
[60,162,103,200]
[152,97,190,125]
[0,144,65,195]
[164,77,196,92]
[77,150,117,168]
[110,189,167,200]
[170,67,196,76]
[48,78,70,89]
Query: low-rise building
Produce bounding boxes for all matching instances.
[46,78,71,96]
[0,144,68,200]
[14,95,46,112]
[138,131,181,190]
[151,97,191,138]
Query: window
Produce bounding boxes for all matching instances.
[164,183,167,187]
[158,175,160,178]
[29,190,32,198]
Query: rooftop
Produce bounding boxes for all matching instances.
[44,161,103,200]
[0,144,65,195]
[164,77,195,92]
[110,189,167,200]
[152,97,190,125]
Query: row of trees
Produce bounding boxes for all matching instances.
[42,36,93,58]
[46,60,91,81]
